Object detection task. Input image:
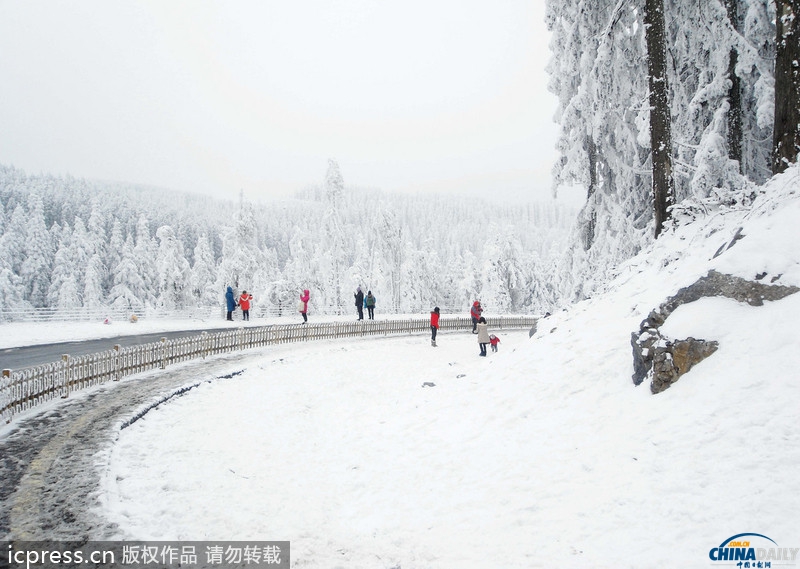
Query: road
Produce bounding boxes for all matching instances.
[0,350,252,541]
[0,327,235,371]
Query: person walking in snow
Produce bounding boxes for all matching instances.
[477,316,490,356]
[490,333,500,352]
[225,286,236,321]
[239,290,253,321]
[354,286,365,320]
[299,289,310,324]
[470,300,483,333]
[430,306,440,347]
[365,291,376,320]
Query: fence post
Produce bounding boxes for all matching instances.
[159,337,167,370]
[2,369,10,423]
[61,354,70,398]
[201,331,209,359]
[113,344,121,381]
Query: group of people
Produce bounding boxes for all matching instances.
[226,286,377,324]
[354,287,377,320]
[227,288,500,356]
[430,299,500,356]
[225,286,253,321]
[297,287,377,323]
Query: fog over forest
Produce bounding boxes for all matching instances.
[0,162,578,319]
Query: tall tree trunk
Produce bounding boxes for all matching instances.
[644,0,675,238]
[583,136,598,251]
[773,0,800,174]
[725,0,744,171]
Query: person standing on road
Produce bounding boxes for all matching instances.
[365,291,376,320]
[430,306,440,347]
[225,286,236,321]
[239,290,253,321]
[355,286,365,320]
[299,289,310,324]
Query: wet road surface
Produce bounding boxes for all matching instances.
[0,351,252,541]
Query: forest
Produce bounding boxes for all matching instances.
[547,0,799,302]
[0,162,576,319]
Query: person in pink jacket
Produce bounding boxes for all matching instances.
[299,289,310,324]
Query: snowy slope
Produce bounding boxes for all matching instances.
[95,168,800,568]
[39,168,800,566]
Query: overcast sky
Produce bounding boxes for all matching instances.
[0,1,564,204]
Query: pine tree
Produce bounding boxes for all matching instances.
[155,225,190,311]
[133,215,158,310]
[190,233,218,306]
[20,192,54,307]
[109,234,146,311]
[725,0,744,169]
[325,158,344,210]
[772,0,800,173]
[48,223,82,309]
[644,0,675,237]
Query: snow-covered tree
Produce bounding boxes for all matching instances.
[772,0,800,173]
[216,197,264,295]
[20,192,54,307]
[325,158,345,210]
[47,223,82,309]
[155,225,190,311]
[190,233,218,306]
[1,165,576,317]
[644,0,675,237]
[109,234,146,311]
[133,215,158,309]
[545,0,781,304]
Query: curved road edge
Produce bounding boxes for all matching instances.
[0,353,252,541]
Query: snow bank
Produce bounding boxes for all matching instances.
[43,170,800,566]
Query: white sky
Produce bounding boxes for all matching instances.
[0,1,561,203]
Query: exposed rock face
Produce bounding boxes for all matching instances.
[631,270,798,393]
[650,337,719,394]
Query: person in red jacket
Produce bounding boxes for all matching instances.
[238,291,253,321]
[470,300,483,333]
[430,306,440,347]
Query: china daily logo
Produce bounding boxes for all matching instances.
[709,533,799,564]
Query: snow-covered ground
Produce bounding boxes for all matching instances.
[4,169,800,567]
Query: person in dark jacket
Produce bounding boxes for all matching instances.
[365,291,376,320]
[354,286,364,320]
[225,286,236,321]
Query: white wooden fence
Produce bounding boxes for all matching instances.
[1,315,536,424]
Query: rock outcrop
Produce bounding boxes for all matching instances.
[631,270,798,394]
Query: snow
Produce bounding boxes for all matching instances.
[3,169,800,567]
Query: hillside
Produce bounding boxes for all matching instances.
[97,167,800,566]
